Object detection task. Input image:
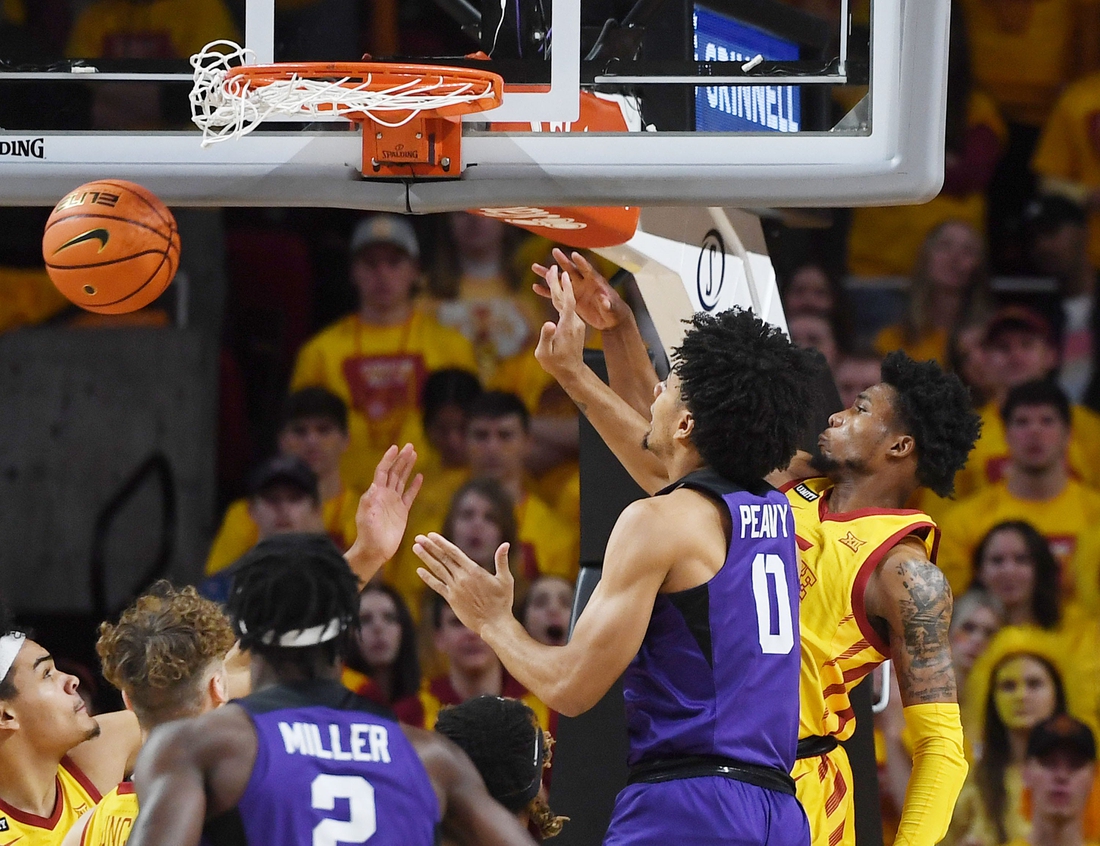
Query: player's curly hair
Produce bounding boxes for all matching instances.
[97,581,234,726]
[672,308,821,485]
[435,696,567,839]
[227,533,359,673]
[880,351,981,497]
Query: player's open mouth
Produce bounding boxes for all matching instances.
[546,625,566,643]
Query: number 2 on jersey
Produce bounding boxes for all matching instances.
[751,553,794,654]
[312,774,377,846]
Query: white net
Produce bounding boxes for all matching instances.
[189,41,498,146]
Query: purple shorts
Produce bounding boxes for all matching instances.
[604,776,810,846]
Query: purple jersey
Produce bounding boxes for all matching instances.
[623,469,801,772]
[203,681,439,846]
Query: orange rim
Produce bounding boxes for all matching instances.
[224,62,504,116]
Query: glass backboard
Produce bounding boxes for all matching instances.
[0,0,949,212]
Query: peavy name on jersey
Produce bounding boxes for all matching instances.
[277,721,391,763]
[738,503,790,539]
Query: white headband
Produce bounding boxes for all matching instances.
[0,632,26,683]
[238,618,343,648]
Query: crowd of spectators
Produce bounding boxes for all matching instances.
[8,0,1100,842]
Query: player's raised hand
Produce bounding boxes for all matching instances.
[534,265,588,383]
[533,248,628,331]
[414,533,514,635]
[345,443,423,584]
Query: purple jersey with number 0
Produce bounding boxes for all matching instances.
[623,469,802,771]
[203,681,439,846]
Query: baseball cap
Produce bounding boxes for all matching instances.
[248,455,319,501]
[984,305,1054,346]
[1027,715,1097,765]
[349,214,420,260]
[1023,194,1087,235]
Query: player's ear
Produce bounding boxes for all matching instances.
[675,409,694,441]
[0,698,18,731]
[209,664,230,709]
[888,433,915,460]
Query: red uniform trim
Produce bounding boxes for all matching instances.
[818,494,925,523]
[62,755,102,803]
[850,523,937,659]
[115,781,135,796]
[0,776,65,829]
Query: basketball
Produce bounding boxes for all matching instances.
[42,179,180,314]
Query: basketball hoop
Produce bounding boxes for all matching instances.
[190,41,504,178]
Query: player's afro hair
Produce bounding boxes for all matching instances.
[672,308,822,485]
[227,533,359,670]
[880,351,981,497]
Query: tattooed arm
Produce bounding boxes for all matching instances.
[866,537,956,705]
[865,537,968,846]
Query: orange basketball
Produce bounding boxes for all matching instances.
[42,180,180,314]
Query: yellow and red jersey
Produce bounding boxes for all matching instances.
[784,476,939,743]
[77,783,136,846]
[953,401,1100,500]
[783,476,938,846]
[0,757,100,846]
[290,308,477,492]
[205,484,361,576]
[936,479,1100,604]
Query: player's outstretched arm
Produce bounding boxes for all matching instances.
[67,709,141,794]
[345,443,423,585]
[128,706,256,846]
[535,263,668,494]
[405,727,539,846]
[414,497,670,716]
[868,540,968,846]
[533,248,659,417]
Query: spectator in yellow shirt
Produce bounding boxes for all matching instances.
[205,388,358,576]
[465,391,579,582]
[1006,715,1100,846]
[947,627,1071,846]
[383,369,482,615]
[873,220,990,366]
[969,521,1064,630]
[290,214,478,491]
[199,455,323,602]
[1033,71,1100,272]
[938,380,1100,600]
[954,307,1100,498]
[427,212,541,385]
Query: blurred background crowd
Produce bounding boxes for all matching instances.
[7,0,1100,843]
